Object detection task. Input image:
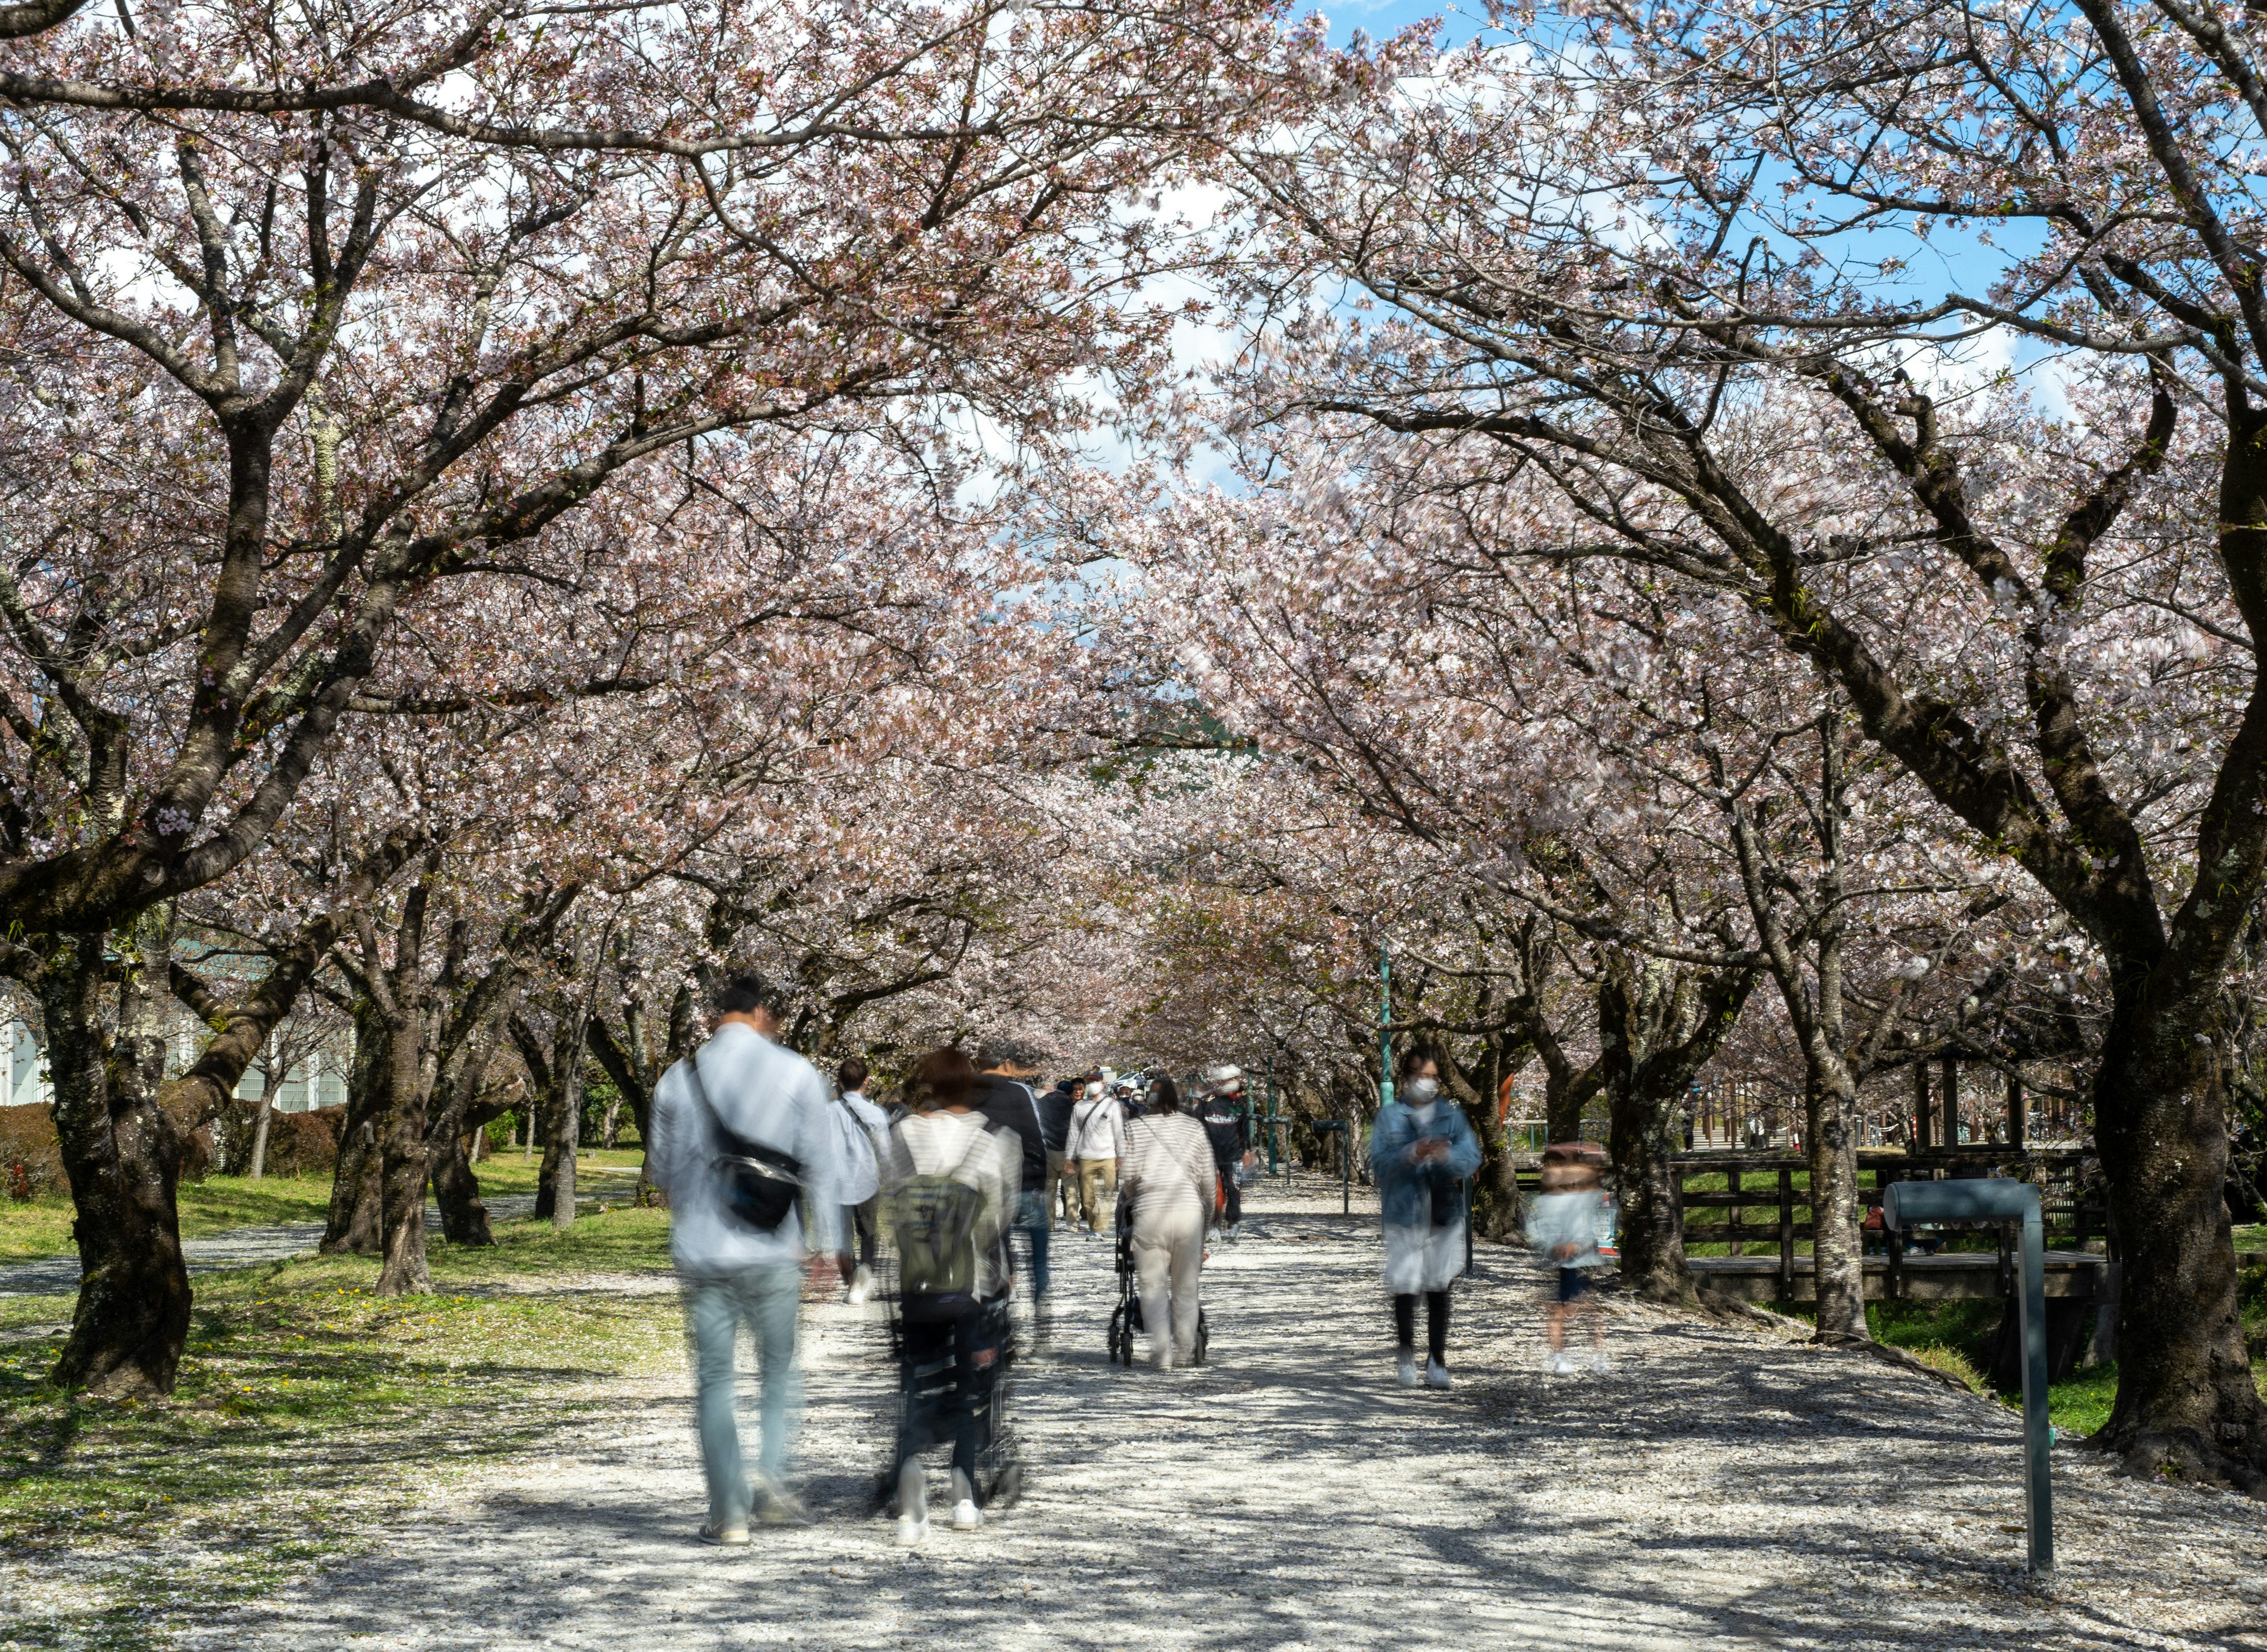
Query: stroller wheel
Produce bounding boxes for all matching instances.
[986,1463,1024,1510]
[1193,1306,1209,1367]
[1107,1301,1132,1366]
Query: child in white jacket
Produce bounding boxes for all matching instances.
[1529,1144,1610,1375]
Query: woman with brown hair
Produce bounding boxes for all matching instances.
[877,1047,1019,1543]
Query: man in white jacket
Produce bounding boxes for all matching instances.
[1064,1072,1128,1232]
[648,973,842,1543]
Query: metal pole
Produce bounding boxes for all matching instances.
[1265,1059,1279,1176]
[1378,946,1396,1112]
[1883,1179,2053,1573]
[2019,1195,2054,1572]
[1342,1111,1351,1214]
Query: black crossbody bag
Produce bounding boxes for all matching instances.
[685,1049,805,1234]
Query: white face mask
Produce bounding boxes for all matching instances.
[1403,1077,1440,1104]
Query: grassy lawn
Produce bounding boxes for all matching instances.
[1789,1268,2267,1440]
[0,1149,651,1266]
[0,1206,679,1651]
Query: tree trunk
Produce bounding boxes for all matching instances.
[548,1006,589,1232]
[1606,1081,1687,1301]
[420,1006,522,1252]
[41,920,193,1396]
[322,997,388,1254]
[2092,996,2266,1489]
[1802,1049,1869,1341]
[1544,1077,1589,1145]
[1598,955,1753,1305]
[589,1010,663,1206]
[247,1088,273,1180]
[431,1134,494,1246]
[368,881,439,1296]
[373,1009,430,1295]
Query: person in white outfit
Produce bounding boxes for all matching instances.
[1118,1075,1217,1370]
[833,1056,888,1303]
[1065,1074,1128,1232]
[1530,1141,1612,1375]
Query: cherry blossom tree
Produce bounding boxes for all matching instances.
[0,0,1339,1392]
[1214,0,2267,1481]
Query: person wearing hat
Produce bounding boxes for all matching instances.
[1197,1064,1257,1237]
[1065,1068,1128,1233]
[1529,1141,1612,1374]
[1367,1045,1481,1389]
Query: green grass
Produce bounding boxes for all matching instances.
[1771,1296,2131,1435]
[0,1149,652,1265]
[467,1146,645,1202]
[0,1200,76,1265]
[0,1206,678,1650]
[1785,1288,2267,1437]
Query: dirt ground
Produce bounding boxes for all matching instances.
[199,1176,2267,1652]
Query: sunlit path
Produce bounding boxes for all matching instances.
[202,1177,2263,1652]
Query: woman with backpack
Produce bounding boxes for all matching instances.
[1118,1074,1217,1371]
[877,1047,1019,1545]
[1369,1045,1482,1391]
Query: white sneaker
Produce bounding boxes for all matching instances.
[1588,1349,1612,1374]
[895,1461,927,1546]
[1549,1352,1575,1375]
[846,1266,875,1304]
[1425,1359,1452,1390]
[948,1467,982,1531]
[1396,1353,1420,1388]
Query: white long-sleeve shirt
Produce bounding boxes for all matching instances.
[837,1090,890,1205]
[648,1023,843,1274]
[1121,1111,1217,1232]
[1066,1091,1128,1160]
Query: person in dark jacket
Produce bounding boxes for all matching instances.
[973,1038,1051,1319]
[1036,1077,1079,1228]
[1197,1065,1256,1235]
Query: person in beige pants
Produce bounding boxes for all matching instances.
[1118,1075,1217,1370]
[1065,1078,1127,1232]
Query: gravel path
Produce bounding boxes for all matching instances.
[0,1169,642,1294]
[202,1177,2265,1652]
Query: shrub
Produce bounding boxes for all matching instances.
[0,1104,65,1198]
[259,1105,344,1179]
[1912,1342,1988,1395]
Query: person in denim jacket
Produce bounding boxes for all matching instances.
[1368,1046,1483,1389]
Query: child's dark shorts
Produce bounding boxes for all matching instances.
[1556,1266,1592,1304]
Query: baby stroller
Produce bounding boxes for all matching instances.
[876,1259,1024,1512]
[1106,1198,1209,1366]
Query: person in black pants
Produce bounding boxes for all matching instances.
[1198,1065,1256,1234]
[1036,1077,1079,1227]
[972,1037,1052,1320]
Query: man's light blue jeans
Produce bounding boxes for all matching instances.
[682,1264,802,1527]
